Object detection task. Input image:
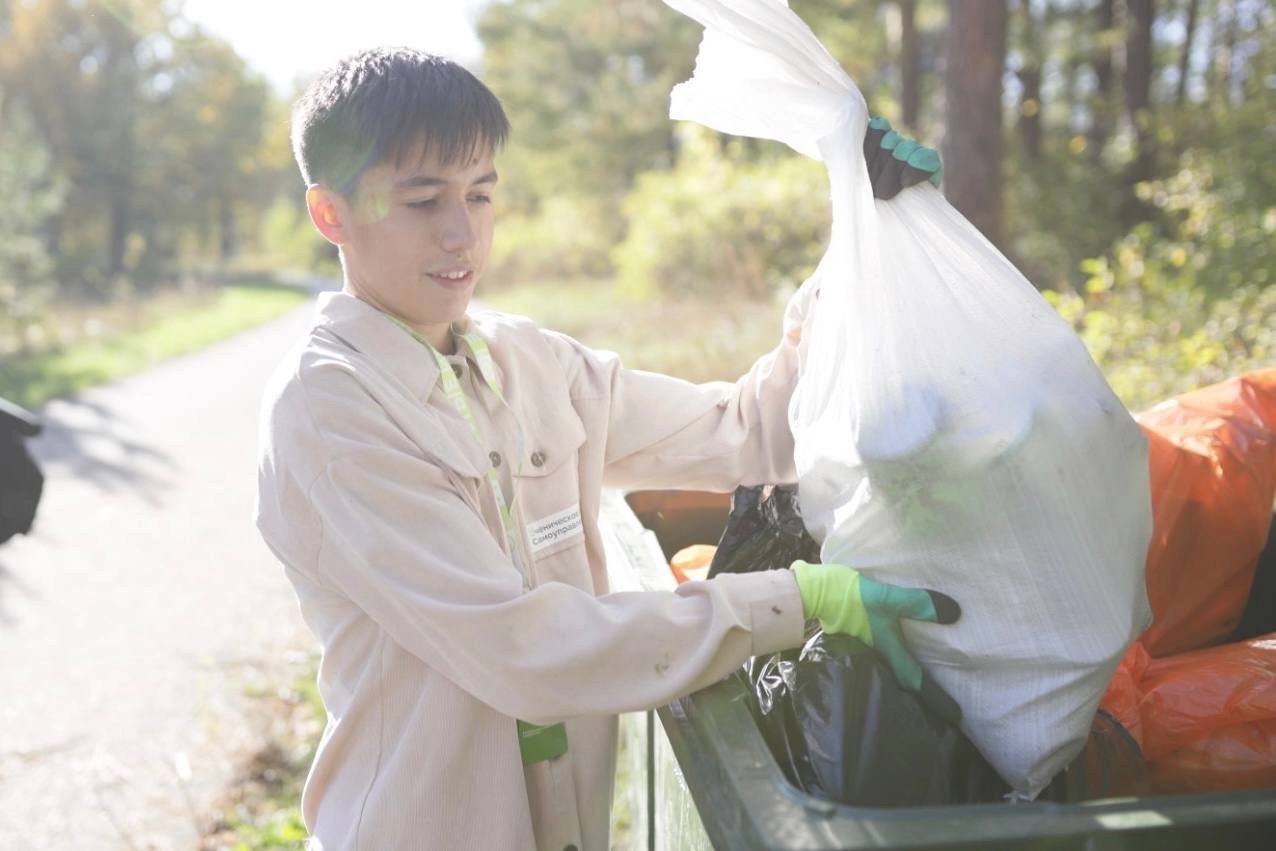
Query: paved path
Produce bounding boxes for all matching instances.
[0,297,324,849]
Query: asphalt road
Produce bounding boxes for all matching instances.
[0,296,324,849]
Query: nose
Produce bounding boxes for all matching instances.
[439,199,478,253]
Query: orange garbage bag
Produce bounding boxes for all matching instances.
[1149,718,1276,794]
[670,544,716,584]
[1098,641,1151,751]
[1136,369,1276,657]
[1100,633,1276,793]
[1137,633,1276,762]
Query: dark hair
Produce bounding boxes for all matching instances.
[291,47,510,194]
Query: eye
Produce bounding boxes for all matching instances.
[405,198,437,210]
[468,194,492,205]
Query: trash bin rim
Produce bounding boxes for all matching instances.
[659,675,1276,850]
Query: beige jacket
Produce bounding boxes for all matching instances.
[254,291,809,850]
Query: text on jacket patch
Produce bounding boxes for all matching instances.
[527,505,583,554]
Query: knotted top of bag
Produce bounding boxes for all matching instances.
[666,0,865,161]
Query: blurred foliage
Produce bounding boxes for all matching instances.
[0,93,65,352]
[488,194,618,285]
[613,125,828,299]
[0,279,307,408]
[254,195,340,276]
[1047,140,1275,410]
[484,278,788,383]
[477,0,699,212]
[0,0,304,312]
[479,0,912,300]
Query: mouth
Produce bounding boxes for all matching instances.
[427,268,475,291]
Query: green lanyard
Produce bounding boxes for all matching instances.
[387,313,569,764]
[385,315,529,587]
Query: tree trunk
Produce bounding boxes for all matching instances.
[1215,0,1239,103]
[1086,0,1117,160]
[1016,0,1044,160]
[1018,67,1042,158]
[942,0,1008,246]
[897,0,921,128]
[219,196,237,261]
[107,192,131,279]
[1121,0,1156,225]
[1176,0,1200,104]
[101,18,140,282]
[106,94,135,282]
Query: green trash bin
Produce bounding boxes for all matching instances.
[600,489,1276,851]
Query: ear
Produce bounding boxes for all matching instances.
[306,184,349,246]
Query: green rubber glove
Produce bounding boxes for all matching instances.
[864,116,942,200]
[792,560,963,722]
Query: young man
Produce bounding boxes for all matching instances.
[256,48,955,851]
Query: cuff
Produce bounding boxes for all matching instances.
[713,569,806,657]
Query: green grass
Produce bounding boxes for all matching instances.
[481,278,789,383]
[0,278,309,409]
[202,661,325,850]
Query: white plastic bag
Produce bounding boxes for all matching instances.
[664,0,1153,796]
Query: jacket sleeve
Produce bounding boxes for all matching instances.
[286,372,805,725]
[543,276,819,493]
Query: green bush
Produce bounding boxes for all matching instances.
[487,194,618,287]
[1050,275,1274,413]
[256,196,339,275]
[0,95,65,354]
[1133,148,1275,298]
[613,125,829,300]
[1004,136,1124,292]
[1048,153,1276,411]
[1020,84,1275,412]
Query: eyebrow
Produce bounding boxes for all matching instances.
[393,171,499,191]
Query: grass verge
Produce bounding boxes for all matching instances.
[480,278,789,382]
[0,277,310,409]
[200,656,325,851]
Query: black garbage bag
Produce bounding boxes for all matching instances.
[711,484,1009,806]
[0,397,43,546]
[746,632,1009,806]
[707,485,819,578]
[1230,516,1276,643]
[1040,709,1148,802]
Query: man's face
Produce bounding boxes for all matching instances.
[338,143,497,330]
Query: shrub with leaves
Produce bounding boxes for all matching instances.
[0,95,65,355]
[1047,149,1275,411]
[487,194,618,287]
[613,125,829,300]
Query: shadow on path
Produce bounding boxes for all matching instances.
[31,393,176,506]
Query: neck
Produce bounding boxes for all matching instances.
[417,322,456,354]
[343,282,457,354]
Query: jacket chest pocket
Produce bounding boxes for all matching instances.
[515,415,589,571]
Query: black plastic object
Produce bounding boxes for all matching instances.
[1230,516,1276,643]
[0,397,44,545]
[707,485,819,578]
[1043,709,1149,801]
[710,484,1003,806]
[746,632,1008,806]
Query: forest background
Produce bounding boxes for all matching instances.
[1,0,1273,411]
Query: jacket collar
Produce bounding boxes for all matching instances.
[312,291,490,404]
